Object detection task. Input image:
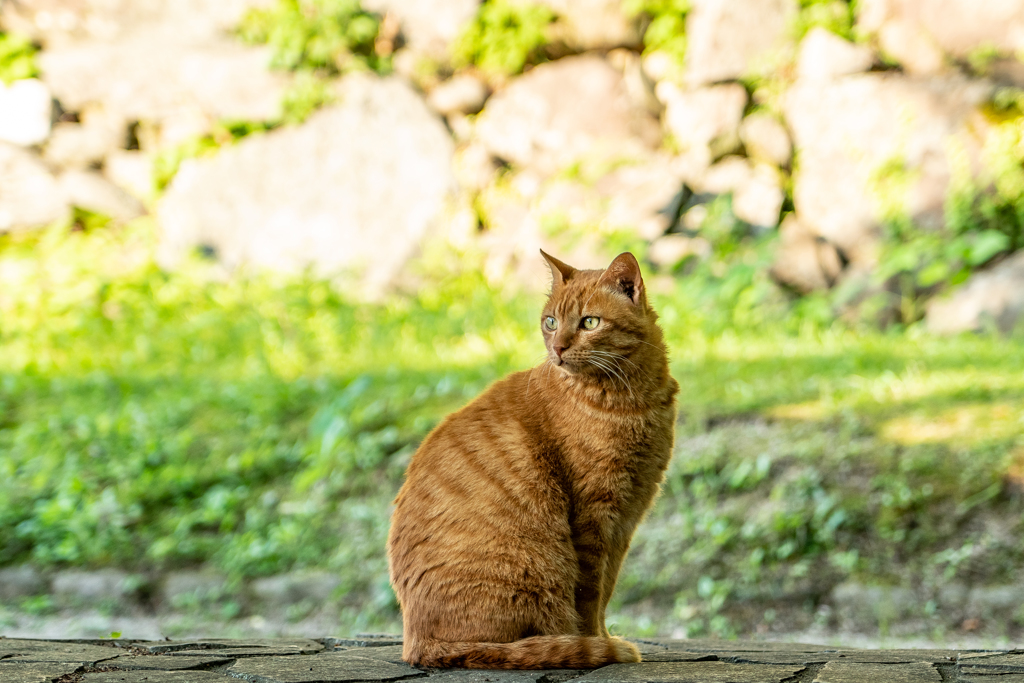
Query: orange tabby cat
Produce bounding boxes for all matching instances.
[387,250,679,669]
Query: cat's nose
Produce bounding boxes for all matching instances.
[554,344,567,358]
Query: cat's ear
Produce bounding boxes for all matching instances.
[602,252,645,305]
[540,249,576,290]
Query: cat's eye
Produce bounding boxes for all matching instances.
[544,316,558,330]
[581,316,600,330]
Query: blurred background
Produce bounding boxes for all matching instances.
[1,0,1023,647]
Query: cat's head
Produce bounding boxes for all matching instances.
[539,250,657,378]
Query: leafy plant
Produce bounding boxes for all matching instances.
[153,121,275,192]
[0,32,39,84]
[625,0,690,66]
[451,0,555,77]
[794,0,855,41]
[239,0,386,75]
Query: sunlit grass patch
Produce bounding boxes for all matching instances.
[880,402,1024,447]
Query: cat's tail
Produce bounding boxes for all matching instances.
[404,635,641,669]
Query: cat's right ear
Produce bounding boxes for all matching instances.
[540,249,576,290]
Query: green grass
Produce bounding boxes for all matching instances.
[1,221,1022,636]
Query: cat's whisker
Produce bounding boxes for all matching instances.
[587,355,635,402]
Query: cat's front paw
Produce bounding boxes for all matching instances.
[609,637,642,663]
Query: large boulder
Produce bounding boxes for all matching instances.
[783,74,993,264]
[539,0,642,50]
[684,0,798,86]
[656,82,747,177]
[362,0,478,57]
[0,143,71,232]
[0,79,52,147]
[858,0,1024,74]
[156,75,455,295]
[474,54,661,175]
[20,0,285,147]
[926,251,1024,335]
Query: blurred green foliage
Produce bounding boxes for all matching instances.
[794,0,855,41]
[0,32,39,84]
[625,0,690,66]
[2,218,1023,636]
[239,0,387,75]
[451,0,555,77]
[866,109,1024,324]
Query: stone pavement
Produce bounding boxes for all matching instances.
[1,634,1022,683]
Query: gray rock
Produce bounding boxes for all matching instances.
[959,675,1024,683]
[0,0,270,46]
[648,235,712,270]
[323,636,404,648]
[475,55,661,174]
[40,39,286,129]
[362,0,478,57]
[539,0,642,50]
[739,113,791,168]
[159,571,229,609]
[59,170,145,222]
[576,661,804,682]
[0,661,83,683]
[0,79,52,147]
[250,571,342,607]
[796,27,875,81]
[157,74,454,295]
[697,157,784,229]
[684,0,798,86]
[0,566,48,602]
[51,570,135,606]
[658,83,746,172]
[44,121,122,170]
[228,652,421,683]
[104,151,155,201]
[784,74,993,264]
[830,582,920,630]
[966,583,1024,617]
[427,74,489,116]
[814,661,941,682]
[0,142,72,232]
[453,143,501,193]
[858,0,1024,73]
[926,252,1024,334]
[771,215,845,293]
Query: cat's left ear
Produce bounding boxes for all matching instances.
[602,252,645,306]
[540,249,576,290]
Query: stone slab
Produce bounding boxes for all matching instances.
[424,671,583,683]
[82,672,233,682]
[170,648,311,658]
[324,637,404,649]
[227,652,423,683]
[813,661,940,683]
[575,661,804,682]
[638,639,831,653]
[825,651,958,664]
[634,652,720,663]
[0,640,123,665]
[0,661,83,682]
[331,646,406,664]
[107,654,233,670]
[958,651,1024,673]
[960,676,1024,683]
[145,639,323,654]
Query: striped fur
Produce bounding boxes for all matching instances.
[387,251,679,669]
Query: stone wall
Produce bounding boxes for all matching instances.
[1,0,1023,329]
